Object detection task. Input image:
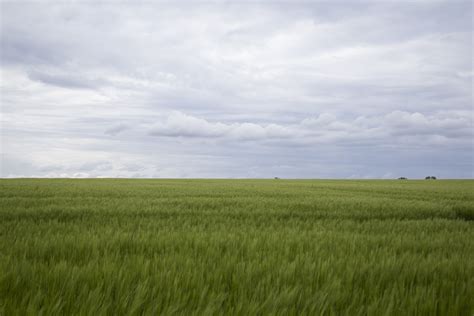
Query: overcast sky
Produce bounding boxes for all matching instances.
[1,0,472,178]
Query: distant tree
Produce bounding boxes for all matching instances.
[398,177,407,180]
[274,177,280,180]
[425,176,437,180]
[425,176,431,180]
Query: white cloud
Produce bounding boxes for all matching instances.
[149,111,292,140]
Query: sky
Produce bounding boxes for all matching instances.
[0,0,472,179]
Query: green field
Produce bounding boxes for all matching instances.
[0,179,473,315]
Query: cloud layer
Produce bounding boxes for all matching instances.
[148,110,471,146]
[1,0,472,178]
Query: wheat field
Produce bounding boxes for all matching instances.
[1,179,473,315]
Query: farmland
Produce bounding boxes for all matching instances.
[0,179,473,315]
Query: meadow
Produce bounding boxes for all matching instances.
[0,179,473,315]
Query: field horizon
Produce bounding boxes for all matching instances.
[3,177,472,180]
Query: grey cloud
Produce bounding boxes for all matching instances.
[105,123,130,136]
[27,70,104,90]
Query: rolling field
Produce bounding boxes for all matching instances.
[0,179,473,315]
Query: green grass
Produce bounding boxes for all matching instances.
[0,179,473,315]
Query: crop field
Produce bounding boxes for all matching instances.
[0,179,473,315]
